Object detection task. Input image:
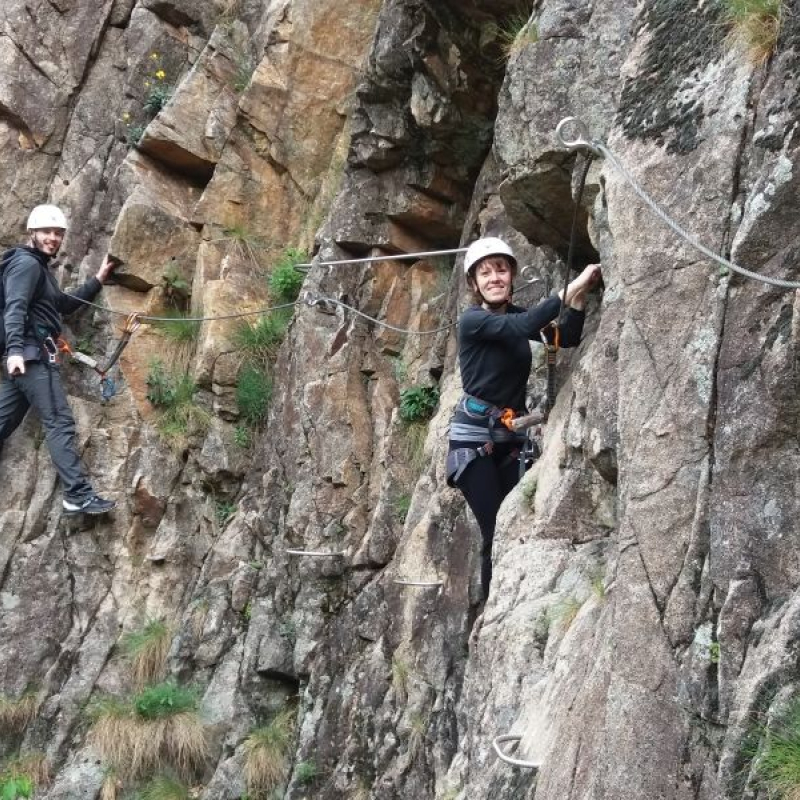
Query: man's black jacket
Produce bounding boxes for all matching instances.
[1,246,101,359]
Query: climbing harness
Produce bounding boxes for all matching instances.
[555,116,800,291]
[446,395,543,487]
[492,733,540,769]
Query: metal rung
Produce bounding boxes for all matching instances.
[393,579,443,588]
[285,549,347,558]
[492,734,540,769]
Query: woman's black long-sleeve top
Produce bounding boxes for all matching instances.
[458,295,585,413]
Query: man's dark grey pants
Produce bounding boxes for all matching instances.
[0,361,93,501]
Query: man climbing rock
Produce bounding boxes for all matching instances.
[0,204,117,515]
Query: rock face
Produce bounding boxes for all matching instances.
[2,1,800,799]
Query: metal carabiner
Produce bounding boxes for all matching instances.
[555,117,603,156]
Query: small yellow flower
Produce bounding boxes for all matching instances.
[150,52,160,60]
[155,69,166,80]
[122,111,131,121]
[144,80,151,87]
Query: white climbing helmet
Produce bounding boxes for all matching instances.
[27,204,68,231]
[463,237,516,275]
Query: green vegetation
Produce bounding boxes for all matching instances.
[295,761,318,786]
[408,712,429,759]
[122,52,173,148]
[756,697,800,797]
[235,311,290,370]
[709,641,721,664]
[492,3,538,61]
[399,386,439,423]
[0,754,49,800]
[393,494,412,523]
[549,595,584,632]
[134,682,198,720]
[233,53,255,93]
[144,86,172,115]
[136,774,189,800]
[278,618,296,643]
[268,248,306,303]
[152,311,199,344]
[236,364,272,426]
[121,619,173,689]
[391,657,410,702]
[520,475,537,508]
[126,125,146,147]
[723,0,782,62]
[244,710,295,798]
[88,683,208,779]
[233,424,252,449]
[589,565,607,600]
[0,775,32,799]
[233,309,291,430]
[146,361,210,442]
[401,421,428,474]
[216,224,268,271]
[215,500,237,527]
[0,692,37,732]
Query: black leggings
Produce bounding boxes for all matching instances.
[450,440,521,599]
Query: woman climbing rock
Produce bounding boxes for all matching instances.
[446,236,600,600]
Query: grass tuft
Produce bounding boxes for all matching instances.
[234,311,290,370]
[723,0,782,63]
[0,753,49,799]
[401,421,428,474]
[88,685,208,779]
[268,248,306,303]
[756,697,800,797]
[489,3,538,62]
[121,619,173,688]
[391,657,410,702]
[549,595,584,632]
[244,709,295,797]
[0,692,38,732]
[146,362,210,443]
[295,760,318,786]
[236,364,272,426]
[152,311,200,344]
[137,773,189,800]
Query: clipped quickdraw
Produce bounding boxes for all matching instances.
[57,313,141,401]
[541,323,561,418]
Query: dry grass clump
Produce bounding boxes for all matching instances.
[0,692,38,733]
[724,0,782,63]
[2,752,49,786]
[120,619,174,688]
[87,686,208,780]
[244,709,295,798]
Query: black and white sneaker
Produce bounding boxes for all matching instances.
[62,495,116,515]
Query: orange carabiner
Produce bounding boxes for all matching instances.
[500,408,516,430]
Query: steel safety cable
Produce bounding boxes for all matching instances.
[554,116,800,291]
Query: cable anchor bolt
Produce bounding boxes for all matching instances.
[555,117,603,156]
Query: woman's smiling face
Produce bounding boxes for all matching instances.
[473,256,513,306]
